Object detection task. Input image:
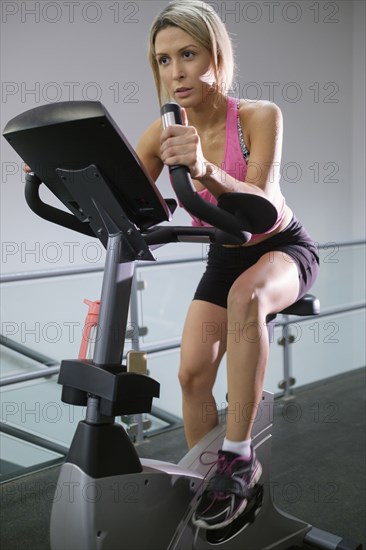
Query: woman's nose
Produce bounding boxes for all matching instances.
[172,59,185,80]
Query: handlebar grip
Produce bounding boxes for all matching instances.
[161,102,183,128]
[161,102,190,178]
[25,172,95,237]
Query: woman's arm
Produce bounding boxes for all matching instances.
[201,101,283,202]
[135,118,165,183]
[160,101,283,203]
[242,101,283,199]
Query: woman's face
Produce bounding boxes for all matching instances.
[154,26,216,105]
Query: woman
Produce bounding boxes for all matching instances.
[139,0,319,531]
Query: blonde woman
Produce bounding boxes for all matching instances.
[137,0,319,530]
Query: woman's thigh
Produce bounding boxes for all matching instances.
[228,250,300,316]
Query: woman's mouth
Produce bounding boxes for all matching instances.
[175,88,193,97]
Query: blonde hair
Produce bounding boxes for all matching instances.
[148,0,236,106]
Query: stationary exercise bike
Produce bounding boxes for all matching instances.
[3,101,362,550]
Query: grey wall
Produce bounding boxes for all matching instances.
[1,0,365,274]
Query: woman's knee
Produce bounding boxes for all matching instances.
[227,282,268,319]
[178,359,216,396]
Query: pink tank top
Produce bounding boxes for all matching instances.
[188,95,286,242]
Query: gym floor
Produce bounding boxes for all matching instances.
[1,367,365,550]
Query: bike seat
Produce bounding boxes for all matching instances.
[268,293,320,322]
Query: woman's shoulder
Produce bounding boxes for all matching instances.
[233,99,283,152]
[237,99,283,147]
[238,99,282,122]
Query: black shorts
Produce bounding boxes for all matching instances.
[193,216,320,309]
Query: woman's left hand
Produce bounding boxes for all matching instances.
[160,108,208,180]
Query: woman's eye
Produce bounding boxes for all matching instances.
[183,51,195,59]
[158,56,169,65]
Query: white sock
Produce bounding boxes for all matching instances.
[222,437,252,460]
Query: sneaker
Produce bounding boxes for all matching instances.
[192,448,262,530]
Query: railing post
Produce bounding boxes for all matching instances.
[278,315,296,399]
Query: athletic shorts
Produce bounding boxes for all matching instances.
[193,216,319,309]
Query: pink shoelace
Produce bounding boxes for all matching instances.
[198,451,250,500]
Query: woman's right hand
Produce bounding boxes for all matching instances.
[23,164,32,173]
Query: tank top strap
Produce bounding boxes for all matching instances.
[223,96,248,182]
[226,95,239,133]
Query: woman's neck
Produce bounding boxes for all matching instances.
[186,92,227,134]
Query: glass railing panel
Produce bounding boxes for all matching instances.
[1,377,84,447]
[1,433,63,481]
[0,272,133,363]
[268,308,365,391]
[312,243,365,308]
[137,261,206,346]
[0,346,49,379]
